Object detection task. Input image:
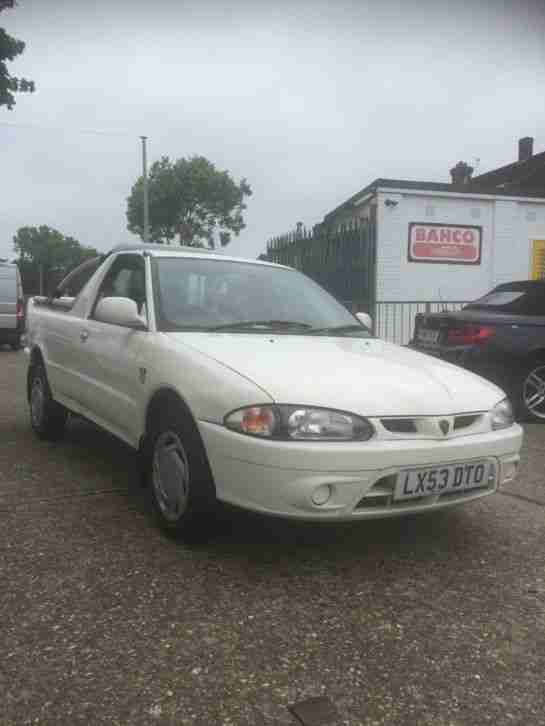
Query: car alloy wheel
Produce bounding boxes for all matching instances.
[522,365,545,420]
[152,430,191,523]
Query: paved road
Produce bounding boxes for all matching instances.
[1,348,544,726]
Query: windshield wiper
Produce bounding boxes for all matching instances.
[310,324,369,335]
[210,320,314,331]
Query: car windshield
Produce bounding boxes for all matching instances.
[154,257,370,335]
[464,284,545,315]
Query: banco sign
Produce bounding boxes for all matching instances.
[408,223,482,264]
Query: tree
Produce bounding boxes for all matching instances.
[126,155,252,248]
[13,226,98,295]
[1,1,35,110]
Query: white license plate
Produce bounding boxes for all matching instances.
[394,461,493,501]
[417,328,439,345]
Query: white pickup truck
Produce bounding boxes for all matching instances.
[25,243,522,540]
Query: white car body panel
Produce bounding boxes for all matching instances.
[167,332,504,417]
[25,245,523,521]
[73,319,146,440]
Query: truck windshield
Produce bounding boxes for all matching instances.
[153,257,369,335]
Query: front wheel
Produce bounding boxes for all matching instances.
[513,360,545,422]
[146,407,218,541]
[28,362,68,440]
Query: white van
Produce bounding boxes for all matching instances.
[0,263,25,350]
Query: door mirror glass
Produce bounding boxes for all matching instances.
[356,312,373,330]
[94,297,147,329]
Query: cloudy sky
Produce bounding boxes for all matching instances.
[1,0,544,262]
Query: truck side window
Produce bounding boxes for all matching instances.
[55,256,103,299]
[91,254,147,322]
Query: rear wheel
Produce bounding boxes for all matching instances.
[145,405,218,541]
[513,359,545,422]
[28,361,68,440]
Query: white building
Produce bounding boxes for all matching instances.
[318,137,545,343]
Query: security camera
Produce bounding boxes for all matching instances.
[385,199,399,208]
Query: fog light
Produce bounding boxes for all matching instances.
[311,484,333,506]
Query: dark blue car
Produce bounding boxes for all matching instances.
[411,281,545,422]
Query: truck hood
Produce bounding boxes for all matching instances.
[167,333,506,417]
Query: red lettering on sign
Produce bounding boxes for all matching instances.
[415,228,426,241]
[453,230,462,243]
[412,243,478,261]
[427,229,439,242]
[462,230,474,243]
[440,229,451,242]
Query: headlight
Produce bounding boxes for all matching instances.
[225,405,374,441]
[491,398,515,430]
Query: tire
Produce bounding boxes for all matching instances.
[28,361,68,440]
[145,405,218,542]
[512,358,545,423]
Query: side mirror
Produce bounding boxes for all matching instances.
[94,297,147,329]
[356,312,373,330]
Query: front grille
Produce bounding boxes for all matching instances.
[354,471,494,511]
[377,414,485,439]
[355,475,395,508]
[453,414,481,430]
[381,418,418,434]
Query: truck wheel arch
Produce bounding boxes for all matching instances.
[138,387,209,486]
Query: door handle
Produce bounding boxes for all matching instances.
[80,330,89,342]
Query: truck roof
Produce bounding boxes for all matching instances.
[107,243,287,269]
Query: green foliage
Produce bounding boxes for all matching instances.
[0,2,35,110]
[126,155,252,248]
[13,225,98,295]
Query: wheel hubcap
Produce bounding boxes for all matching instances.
[30,376,45,428]
[523,366,545,419]
[152,430,190,522]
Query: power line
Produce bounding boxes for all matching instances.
[0,120,137,138]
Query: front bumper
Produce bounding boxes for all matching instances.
[198,421,523,521]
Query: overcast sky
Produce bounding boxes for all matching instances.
[1,0,544,262]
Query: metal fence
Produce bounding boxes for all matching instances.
[374,301,467,346]
[267,222,376,313]
[266,226,469,346]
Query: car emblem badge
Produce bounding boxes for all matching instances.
[439,419,450,436]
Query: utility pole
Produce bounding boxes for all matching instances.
[140,136,150,243]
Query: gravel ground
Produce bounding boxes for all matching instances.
[1,348,544,726]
